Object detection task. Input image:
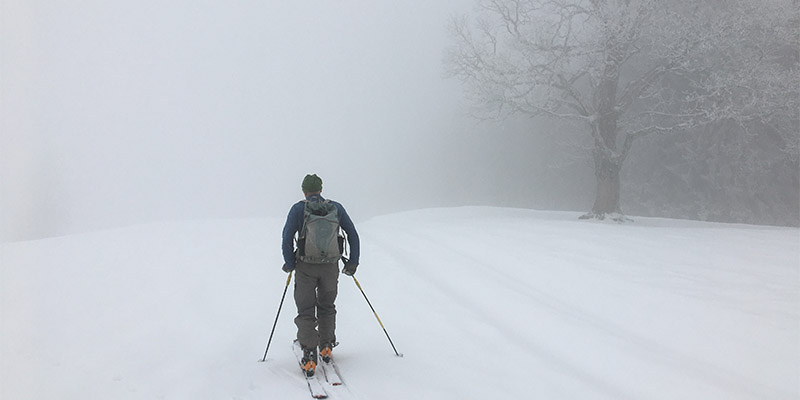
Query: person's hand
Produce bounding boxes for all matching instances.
[282,263,295,273]
[342,262,358,276]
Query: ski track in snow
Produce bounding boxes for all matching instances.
[372,222,789,399]
[371,233,644,399]
[1,207,798,399]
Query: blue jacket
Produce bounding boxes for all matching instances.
[281,194,360,270]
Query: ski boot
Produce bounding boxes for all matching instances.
[319,342,338,363]
[301,346,318,377]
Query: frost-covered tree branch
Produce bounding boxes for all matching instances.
[445,0,799,219]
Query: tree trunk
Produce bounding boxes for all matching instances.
[579,149,628,221]
[580,61,631,222]
[591,151,622,215]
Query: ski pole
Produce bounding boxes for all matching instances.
[352,276,403,357]
[260,270,293,362]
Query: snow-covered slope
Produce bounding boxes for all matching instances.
[2,208,798,399]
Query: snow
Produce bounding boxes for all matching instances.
[2,207,798,399]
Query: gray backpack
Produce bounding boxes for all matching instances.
[298,200,343,264]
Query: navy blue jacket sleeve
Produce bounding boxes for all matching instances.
[336,203,360,265]
[281,202,304,269]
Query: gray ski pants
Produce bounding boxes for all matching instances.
[294,261,339,349]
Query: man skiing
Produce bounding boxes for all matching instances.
[282,174,360,378]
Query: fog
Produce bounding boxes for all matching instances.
[4,0,569,241]
[7,1,794,242]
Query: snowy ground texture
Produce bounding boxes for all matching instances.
[2,207,798,399]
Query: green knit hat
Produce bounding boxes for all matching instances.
[301,174,323,193]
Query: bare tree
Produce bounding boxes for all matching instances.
[445,0,799,220]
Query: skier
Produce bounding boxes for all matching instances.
[282,174,360,378]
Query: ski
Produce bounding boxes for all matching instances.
[319,358,343,386]
[292,340,328,399]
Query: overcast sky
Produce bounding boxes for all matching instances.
[2,0,533,241]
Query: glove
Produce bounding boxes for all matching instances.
[342,261,358,276]
[282,263,295,273]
